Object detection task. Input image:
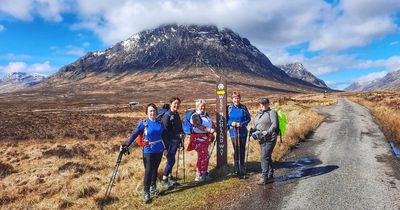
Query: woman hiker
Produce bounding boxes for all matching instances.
[251,97,278,184]
[227,91,251,178]
[121,103,166,204]
[187,99,216,182]
[161,96,185,188]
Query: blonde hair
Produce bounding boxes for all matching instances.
[195,99,206,108]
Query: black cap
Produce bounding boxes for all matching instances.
[259,98,269,104]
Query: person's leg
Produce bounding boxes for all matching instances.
[231,136,239,174]
[143,153,152,203]
[193,141,202,181]
[163,139,178,177]
[239,135,247,174]
[266,140,277,179]
[150,153,163,196]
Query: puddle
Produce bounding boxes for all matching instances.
[389,143,400,159]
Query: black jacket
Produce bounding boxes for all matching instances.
[161,110,184,141]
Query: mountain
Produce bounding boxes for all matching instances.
[345,69,400,91]
[278,63,328,88]
[0,72,47,94]
[36,24,331,102]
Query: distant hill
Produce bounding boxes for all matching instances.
[278,63,328,88]
[0,72,47,94]
[345,69,400,91]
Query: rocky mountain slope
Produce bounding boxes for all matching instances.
[278,63,328,88]
[345,69,400,91]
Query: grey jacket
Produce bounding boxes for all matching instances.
[253,108,278,141]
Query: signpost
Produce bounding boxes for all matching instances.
[216,77,227,168]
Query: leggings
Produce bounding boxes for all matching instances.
[231,135,247,173]
[143,153,163,192]
[163,139,179,177]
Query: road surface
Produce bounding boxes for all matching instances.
[229,98,400,209]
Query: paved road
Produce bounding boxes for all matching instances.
[229,98,400,210]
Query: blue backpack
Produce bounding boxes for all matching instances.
[183,110,196,135]
[156,108,169,122]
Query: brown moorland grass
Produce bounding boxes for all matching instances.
[348,91,400,145]
[0,93,336,209]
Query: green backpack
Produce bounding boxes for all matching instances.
[275,108,287,142]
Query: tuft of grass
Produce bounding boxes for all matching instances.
[0,162,17,178]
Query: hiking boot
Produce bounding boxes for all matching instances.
[202,174,213,182]
[256,177,273,185]
[161,178,175,189]
[194,173,203,182]
[150,185,160,197]
[143,191,151,204]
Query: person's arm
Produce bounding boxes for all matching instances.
[226,105,233,127]
[162,112,171,132]
[125,120,145,147]
[265,110,278,135]
[191,113,210,132]
[241,105,251,127]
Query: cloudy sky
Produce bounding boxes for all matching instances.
[0,0,399,89]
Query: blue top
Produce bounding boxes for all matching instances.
[126,118,165,154]
[227,104,251,137]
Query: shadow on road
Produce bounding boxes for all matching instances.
[274,165,339,185]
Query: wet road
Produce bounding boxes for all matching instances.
[229,98,400,209]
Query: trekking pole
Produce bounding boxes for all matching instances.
[176,147,180,180]
[104,146,125,200]
[182,137,186,183]
[237,127,242,176]
[244,130,251,176]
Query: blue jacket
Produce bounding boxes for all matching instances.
[126,118,165,154]
[227,103,251,137]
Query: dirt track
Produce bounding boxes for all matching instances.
[231,98,400,209]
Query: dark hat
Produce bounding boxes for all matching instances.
[259,97,269,104]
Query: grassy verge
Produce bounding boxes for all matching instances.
[348,91,400,144]
[0,94,334,209]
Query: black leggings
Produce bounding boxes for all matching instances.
[143,153,163,192]
[232,135,247,172]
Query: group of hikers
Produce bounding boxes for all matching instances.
[121,91,279,204]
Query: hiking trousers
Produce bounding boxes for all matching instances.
[231,135,247,174]
[163,139,179,177]
[193,140,209,174]
[143,153,163,192]
[260,139,276,179]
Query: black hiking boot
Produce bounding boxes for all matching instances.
[143,191,151,204]
[150,185,160,197]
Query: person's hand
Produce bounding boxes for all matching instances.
[236,122,241,127]
[120,144,130,155]
[163,150,168,157]
[209,128,215,133]
[231,122,237,127]
[261,131,268,136]
[251,133,258,140]
[249,128,256,134]
[179,134,185,140]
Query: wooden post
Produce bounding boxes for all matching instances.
[216,77,227,168]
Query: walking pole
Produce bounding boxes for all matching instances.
[237,127,242,177]
[104,146,126,200]
[176,147,180,180]
[244,130,251,177]
[182,137,186,183]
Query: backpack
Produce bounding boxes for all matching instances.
[156,108,169,122]
[136,119,149,148]
[273,108,287,143]
[183,110,195,135]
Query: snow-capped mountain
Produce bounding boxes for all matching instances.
[278,63,328,88]
[0,72,47,94]
[345,69,400,91]
[55,24,291,83]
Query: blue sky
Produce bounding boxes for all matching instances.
[1,0,400,90]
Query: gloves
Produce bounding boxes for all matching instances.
[249,128,256,134]
[251,133,258,140]
[120,144,130,155]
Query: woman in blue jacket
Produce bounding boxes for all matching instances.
[122,103,165,204]
[227,91,251,178]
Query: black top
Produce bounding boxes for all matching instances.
[161,110,184,140]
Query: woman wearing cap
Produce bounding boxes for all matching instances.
[122,103,165,203]
[187,99,216,182]
[227,91,251,178]
[251,97,278,184]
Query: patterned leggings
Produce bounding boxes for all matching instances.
[193,141,209,174]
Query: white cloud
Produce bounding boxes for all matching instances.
[0,0,67,22]
[65,47,85,56]
[390,41,399,46]
[354,71,387,83]
[0,61,56,74]
[0,24,5,31]
[82,42,90,47]
[0,53,31,60]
